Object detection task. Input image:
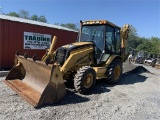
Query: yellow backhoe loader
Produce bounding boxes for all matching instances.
[4,20,129,107]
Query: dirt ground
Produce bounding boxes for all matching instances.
[0,61,160,120]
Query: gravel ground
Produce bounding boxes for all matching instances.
[0,62,160,120]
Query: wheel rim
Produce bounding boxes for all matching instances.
[113,65,121,80]
[84,73,93,88]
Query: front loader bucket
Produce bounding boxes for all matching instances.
[4,55,66,107]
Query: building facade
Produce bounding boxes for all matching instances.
[0,15,78,69]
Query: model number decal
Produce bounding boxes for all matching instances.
[76,53,90,64]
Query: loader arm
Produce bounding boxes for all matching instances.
[41,36,57,63]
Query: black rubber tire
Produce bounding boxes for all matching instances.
[74,66,96,94]
[105,60,122,84]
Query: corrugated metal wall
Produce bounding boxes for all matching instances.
[0,19,78,70]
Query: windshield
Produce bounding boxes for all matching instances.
[80,25,105,51]
[80,25,105,42]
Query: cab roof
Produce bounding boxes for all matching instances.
[81,20,121,29]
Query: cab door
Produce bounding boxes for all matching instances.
[105,26,121,54]
[100,26,121,63]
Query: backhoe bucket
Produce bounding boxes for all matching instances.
[4,55,66,107]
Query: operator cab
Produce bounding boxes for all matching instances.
[79,20,121,64]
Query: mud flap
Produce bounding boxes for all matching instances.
[4,55,66,107]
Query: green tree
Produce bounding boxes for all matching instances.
[19,9,29,19]
[54,23,59,25]
[136,40,152,52]
[127,25,139,49]
[5,10,47,23]
[126,24,160,57]
[30,14,38,21]
[150,37,160,54]
[6,12,20,17]
[55,23,79,31]
[38,16,47,23]
[136,37,160,56]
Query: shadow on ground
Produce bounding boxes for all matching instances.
[49,66,149,108]
[5,64,150,108]
[38,90,90,109]
[118,66,149,85]
[65,80,111,95]
[39,80,111,108]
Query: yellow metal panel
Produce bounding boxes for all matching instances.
[120,24,129,48]
[102,55,121,67]
[72,42,93,46]
[60,47,93,74]
[93,55,121,79]
[93,67,107,79]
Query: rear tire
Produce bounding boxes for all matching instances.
[105,60,122,84]
[74,66,96,94]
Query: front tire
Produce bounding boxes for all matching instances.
[74,66,96,94]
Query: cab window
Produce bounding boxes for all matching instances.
[106,26,121,54]
[115,28,121,54]
[106,26,115,52]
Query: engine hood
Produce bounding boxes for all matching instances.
[54,42,93,66]
[62,42,93,49]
